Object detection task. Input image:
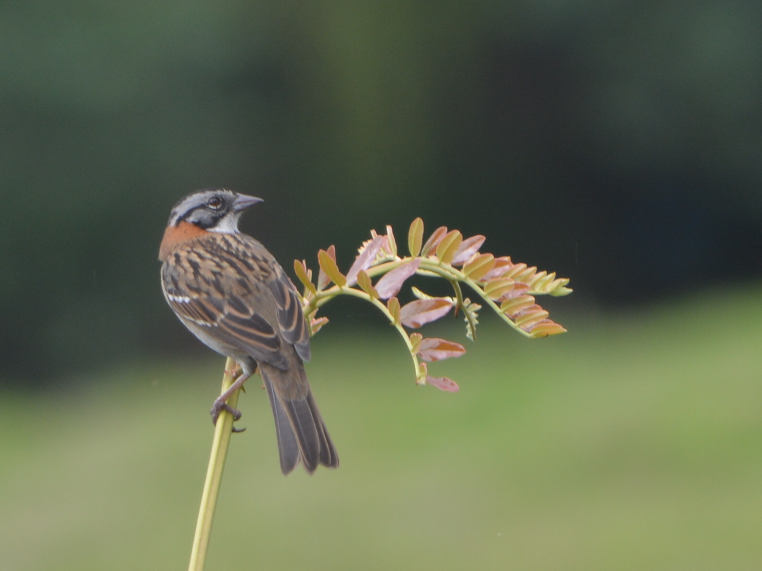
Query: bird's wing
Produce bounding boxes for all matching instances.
[161,239,289,369]
[227,232,311,361]
[266,269,311,362]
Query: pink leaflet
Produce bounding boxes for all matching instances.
[494,281,530,302]
[346,235,387,286]
[481,256,513,281]
[421,226,448,256]
[374,259,421,299]
[399,298,453,328]
[417,338,466,362]
[427,375,460,392]
[451,235,486,266]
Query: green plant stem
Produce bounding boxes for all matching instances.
[300,253,563,383]
[308,285,424,383]
[306,257,533,338]
[417,259,533,337]
[188,356,242,571]
[332,286,425,383]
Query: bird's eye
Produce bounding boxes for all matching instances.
[207,196,223,209]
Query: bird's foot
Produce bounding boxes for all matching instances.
[210,400,242,425]
[209,367,251,430]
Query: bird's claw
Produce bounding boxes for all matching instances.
[210,401,242,425]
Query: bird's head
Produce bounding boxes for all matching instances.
[167,189,262,234]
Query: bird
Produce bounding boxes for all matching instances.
[159,189,338,475]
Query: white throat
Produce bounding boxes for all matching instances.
[208,214,241,234]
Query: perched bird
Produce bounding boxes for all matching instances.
[159,189,338,474]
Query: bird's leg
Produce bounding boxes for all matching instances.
[210,369,251,426]
[224,364,242,377]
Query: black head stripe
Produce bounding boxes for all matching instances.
[168,189,237,227]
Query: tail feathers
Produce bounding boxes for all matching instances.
[261,367,339,475]
[263,377,301,474]
[310,390,339,468]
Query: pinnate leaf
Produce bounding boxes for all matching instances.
[521,267,548,288]
[548,278,572,296]
[451,235,486,266]
[528,321,568,337]
[417,338,466,362]
[375,259,421,299]
[421,226,448,257]
[387,297,401,324]
[411,286,435,300]
[346,235,387,285]
[385,225,398,257]
[293,260,317,294]
[525,270,549,289]
[408,217,424,257]
[409,332,422,354]
[500,295,536,316]
[421,363,460,392]
[310,316,329,335]
[514,306,549,329]
[356,270,380,298]
[436,230,463,265]
[527,273,574,297]
[516,266,539,283]
[399,298,453,328]
[500,262,526,280]
[483,277,515,300]
[461,298,481,341]
[463,253,495,281]
[496,282,530,301]
[507,264,537,283]
[428,376,459,392]
[482,256,513,281]
[318,247,346,288]
[317,245,336,289]
[299,217,570,394]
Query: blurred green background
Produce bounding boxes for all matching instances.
[2,2,762,569]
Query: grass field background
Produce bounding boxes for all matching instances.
[1,286,761,570]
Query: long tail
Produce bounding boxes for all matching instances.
[260,363,339,475]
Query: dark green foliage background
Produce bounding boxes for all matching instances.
[2,2,762,376]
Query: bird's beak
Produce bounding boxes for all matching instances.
[233,194,263,212]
